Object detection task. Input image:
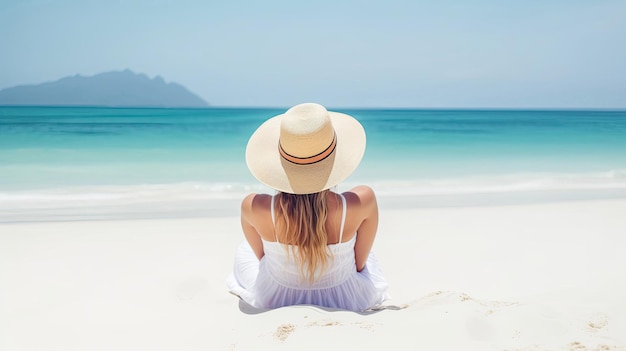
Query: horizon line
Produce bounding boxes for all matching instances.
[1,104,625,112]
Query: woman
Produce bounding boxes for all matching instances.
[227,103,389,312]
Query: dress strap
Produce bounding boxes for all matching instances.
[270,195,278,242]
[338,193,347,243]
[270,195,276,225]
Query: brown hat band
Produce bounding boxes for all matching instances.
[278,134,337,165]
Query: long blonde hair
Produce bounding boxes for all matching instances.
[274,190,332,283]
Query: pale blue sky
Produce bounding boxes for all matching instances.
[1,0,624,108]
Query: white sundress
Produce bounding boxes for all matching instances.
[227,194,389,312]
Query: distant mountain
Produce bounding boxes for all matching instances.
[0,70,209,107]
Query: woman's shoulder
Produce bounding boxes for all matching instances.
[343,185,376,202]
[241,192,271,203]
[342,185,377,211]
[241,193,272,218]
[344,185,375,198]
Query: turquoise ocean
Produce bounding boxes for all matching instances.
[1,107,626,221]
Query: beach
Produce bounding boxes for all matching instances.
[2,196,625,351]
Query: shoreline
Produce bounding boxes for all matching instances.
[2,187,626,223]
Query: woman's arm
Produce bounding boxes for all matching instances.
[347,186,379,272]
[240,193,265,260]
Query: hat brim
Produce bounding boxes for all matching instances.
[246,111,366,194]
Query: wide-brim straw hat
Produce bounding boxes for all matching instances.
[246,103,366,194]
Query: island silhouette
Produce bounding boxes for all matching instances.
[0,70,209,108]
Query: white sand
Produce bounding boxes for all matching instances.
[1,199,626,350]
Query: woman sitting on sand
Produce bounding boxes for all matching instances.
[227,103,389,312]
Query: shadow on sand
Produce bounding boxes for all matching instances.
[238,299,408,315]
